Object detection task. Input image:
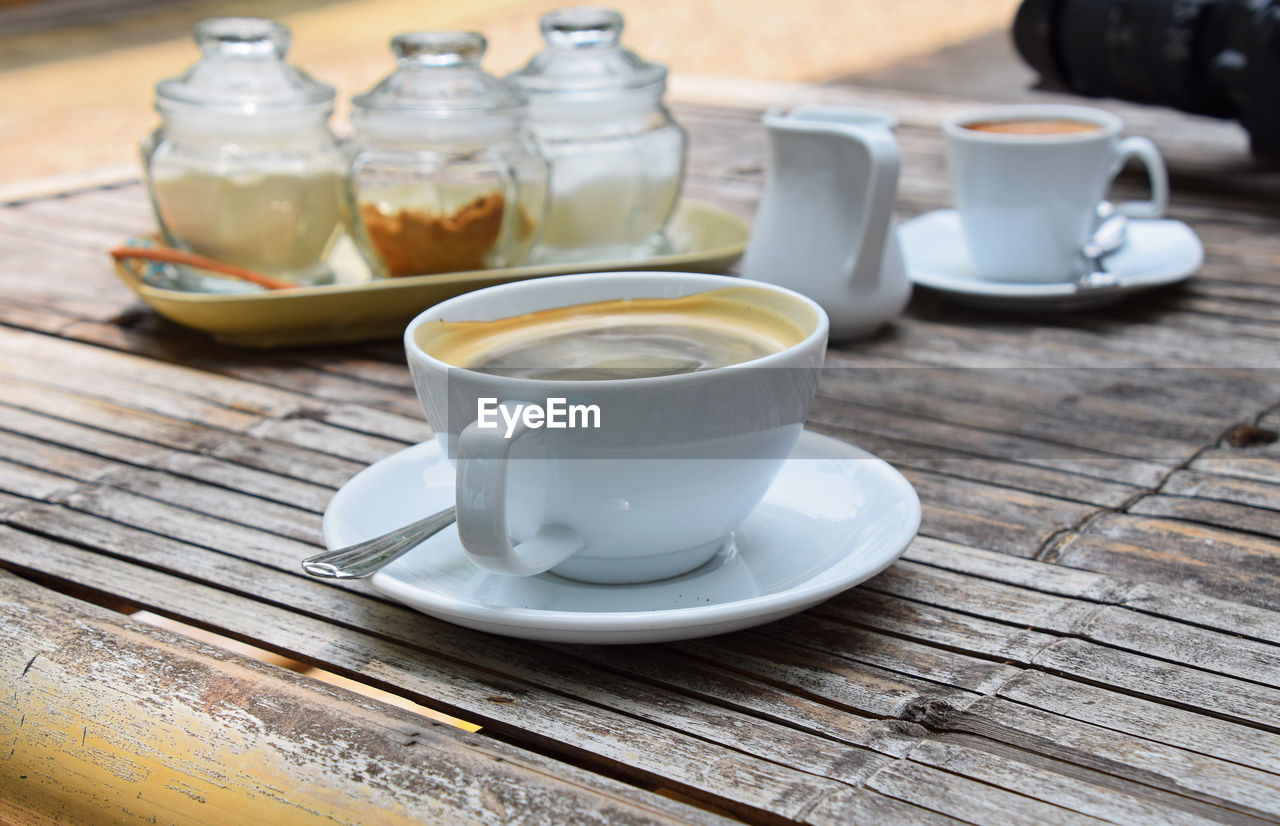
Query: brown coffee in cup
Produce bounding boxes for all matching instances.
[963,118,1102,135]
[417,286,808,380]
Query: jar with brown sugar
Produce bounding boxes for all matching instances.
[347,32,549,278]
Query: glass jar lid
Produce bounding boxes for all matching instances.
[352,31,525,119]
[155,18,335,116]
[506,7,668,98]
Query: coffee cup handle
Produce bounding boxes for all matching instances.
[455,403,584,577]
[1112,136,1169,219]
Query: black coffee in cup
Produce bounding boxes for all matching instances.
[417,287,808,380]
[963,118,1102,135]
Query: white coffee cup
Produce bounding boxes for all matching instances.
[944,104,1169,283]
[404,272,829,584]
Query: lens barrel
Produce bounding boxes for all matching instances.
[1014,0,1280,156]
[1016,0,1235,116]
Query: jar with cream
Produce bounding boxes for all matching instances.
[141,18,347,286]
[507,6,687,263]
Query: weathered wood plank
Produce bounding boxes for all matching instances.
[904,739,1252,826]
[752,613,1023,695]
[1033,638,1280,731]
[0,513,929,775]
[802,787,970,826]
[865,758,1112,826]
[898,467,1094,556]
[25,499,1255,825]
[940,694,1280,820]
[997,670,1280,775]
[33,485,321,568]
[0,430,323,540]
[853,313,1280,370]
[847,556,1280,689]
[0,529,938,825]
[0,572,727,826]
[905,536,1130,600]
[1050,514,1280,612]
[810,393,1174,487]
[561,638,1280,822]
[1192,451,1280,486]
[818,367,1218,457]
[677,631,981,721]
[0,203,134,250]
[0,324,308,421]
[0,347,272,434]
[1074,604,1280,687]
[810,422,1141,507]
[905,537,1280,645]
[1129,495,1280,541]
[1160,469,1280,510]
[549,643,926,759]
[6,531,1203,826]
[245,416,410,465]
[808,588,1059,663]
[0,458,81,504]
[205,432,368,489]
[855,558,1100,632]
[12,445,1280,790]
[0,323,429,440]
[1,381,366,489]
[62,319,429,422]
[1119,581,1280,646]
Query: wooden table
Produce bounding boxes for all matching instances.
[4,70,1280,824]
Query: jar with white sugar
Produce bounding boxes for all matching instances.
[506,7,687,264]
[142,18,347,286]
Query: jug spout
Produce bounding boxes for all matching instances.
[742,105,911,340]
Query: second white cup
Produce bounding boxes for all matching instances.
[944,104,1169,283]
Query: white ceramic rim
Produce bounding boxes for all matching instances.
[360,431,922,632]
[772,103,899,131]
[943,103,1122,144]
[402,270,830,388]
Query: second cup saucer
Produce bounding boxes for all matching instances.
[900,209,1203,311]
[322,430,921,644]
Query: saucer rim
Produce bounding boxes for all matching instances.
[900,208,1202,300]
[323,431,921,636]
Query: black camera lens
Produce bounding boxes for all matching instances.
[1013,0,1280,159]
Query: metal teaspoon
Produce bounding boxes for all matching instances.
[301,506,456,579]
[1076,210,1130,290]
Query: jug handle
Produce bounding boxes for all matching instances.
[844,124,900,289]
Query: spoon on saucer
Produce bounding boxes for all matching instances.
[302,506,456,579]
[1076,204,1129,290]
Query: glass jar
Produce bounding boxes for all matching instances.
[507,7,687,263]
[347,32,549,278]
[141,18,347,286]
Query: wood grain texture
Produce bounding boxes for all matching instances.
[3,64,1280,824]
[0,572,727,826]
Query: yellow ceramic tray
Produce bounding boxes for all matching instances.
[113,200,749,348]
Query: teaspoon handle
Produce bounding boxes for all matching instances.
[302,506,457,579]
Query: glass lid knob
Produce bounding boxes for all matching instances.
[194,17,290,58]
[392,31,487,66]
[541,7,624,49]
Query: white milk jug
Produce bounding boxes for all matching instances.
[742,105,911,339]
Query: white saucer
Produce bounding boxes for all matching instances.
[900,209,1203,311]
[322,430,921,644]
